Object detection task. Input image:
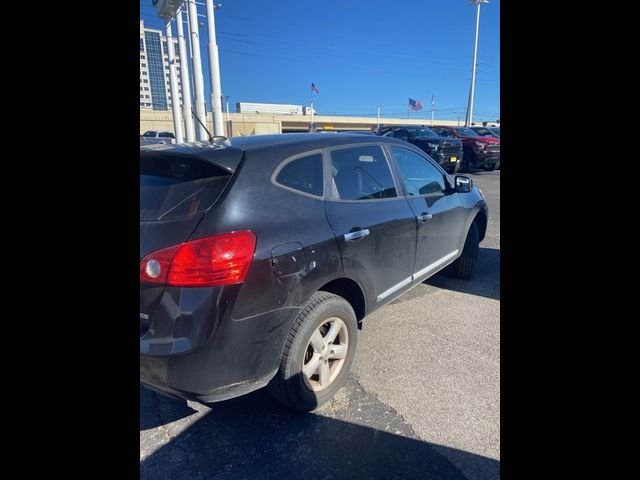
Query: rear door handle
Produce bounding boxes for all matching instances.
[344,229,370,242]
[417,213,433,223]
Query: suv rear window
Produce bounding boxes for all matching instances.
[140,153,233,221]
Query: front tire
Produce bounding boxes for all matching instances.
[268,291,358,412]
[482,163,496,171]
[447,221,479,280]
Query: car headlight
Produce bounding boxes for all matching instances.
[475,141,486,149]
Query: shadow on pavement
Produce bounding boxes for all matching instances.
[427,247,500,301]
[141,380,500,480]
[140,386,198,430]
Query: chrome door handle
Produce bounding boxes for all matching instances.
[417,213,433,223]
[344,229,370,242]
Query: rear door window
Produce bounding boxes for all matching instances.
[329,145,397,200]
[140,153,233,221]
[274,153,324,197]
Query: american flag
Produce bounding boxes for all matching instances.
[408,98,423,111]
[311,83,320,94]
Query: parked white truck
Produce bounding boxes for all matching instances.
[236,102,316,115]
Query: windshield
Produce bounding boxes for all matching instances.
[140,153,233,221]
[406,127,439,139]
[489,128,500,136]
[143,131,156,137]
[454,127,479,137]
[473,128,495,137]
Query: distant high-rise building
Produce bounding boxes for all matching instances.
[140,20,183,110]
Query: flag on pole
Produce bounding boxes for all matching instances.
[408,98,423,111]
[311,83,320,94]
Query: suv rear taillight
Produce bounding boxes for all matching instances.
[140,231,257,287]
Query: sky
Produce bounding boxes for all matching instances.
[140,0,500,122]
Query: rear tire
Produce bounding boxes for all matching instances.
[447,222,479,280]
[268,291,358,412]
[482,163,496,171]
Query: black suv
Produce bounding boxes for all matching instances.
[140,134,488,411]
[377,125,464,174]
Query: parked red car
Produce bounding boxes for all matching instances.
[432,126,500,172]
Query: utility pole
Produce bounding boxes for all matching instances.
[465,0,488,127]
[376,104,381,132]
[187,0,208,140]
[205,1,224,136]
[310,101,315,132]
[225,95,231,137]
[431,95,435,126]
[165,21,183,143]
[176,7,195,142]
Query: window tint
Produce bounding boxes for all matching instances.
[275,153,324,197]
[330,146,397,200]
[434,128,452,137]
[454,127,478,137]
[140,153,233,221]
[391,147,445,198]
[143,131,156,137]
[158,132,174,138]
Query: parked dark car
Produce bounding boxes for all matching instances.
[470,126,499,138]
[488,127,500,137]
[377,125,464,174]
[140,134,488,411]
[432,126,500,172]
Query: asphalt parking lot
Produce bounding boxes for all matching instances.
[140,169,500,480]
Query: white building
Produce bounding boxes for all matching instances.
[140,20,183,110]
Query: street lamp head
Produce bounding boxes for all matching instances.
[468,0,489,4]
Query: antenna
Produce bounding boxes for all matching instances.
[191,107,214,142]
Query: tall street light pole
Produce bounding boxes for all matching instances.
[205,1,224,136]
[165,21,183,143]
[176,6,195,142]
[376,104,381,131]
[225,95,231,136]
[465,0,488,127]
[187,0,208,140]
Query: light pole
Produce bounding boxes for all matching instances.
[176,7,195,142]
[187,0,208,140]
[206,1,224,136]
[465,0,488,127]
[225,95,231,136]
[165,20,183,143]
[376,104,381,131]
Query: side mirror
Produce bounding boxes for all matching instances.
[454,175,473,193]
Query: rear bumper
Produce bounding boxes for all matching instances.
[140,286,298,404]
